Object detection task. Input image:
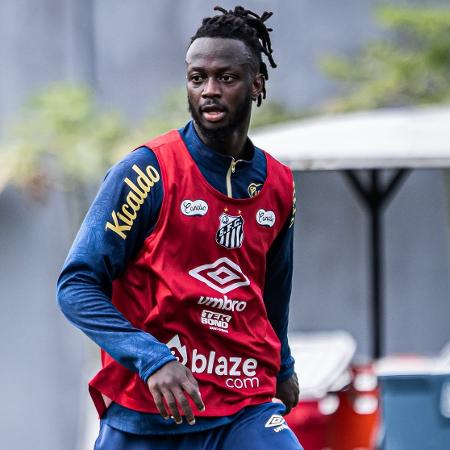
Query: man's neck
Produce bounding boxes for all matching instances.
[193,121,250,160]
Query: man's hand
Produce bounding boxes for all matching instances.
[147,360,205,425]
[275,372,299,415]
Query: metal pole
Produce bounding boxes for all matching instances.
[343,168,410,359]
[369,170,383,358]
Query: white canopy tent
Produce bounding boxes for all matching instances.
[251,105,450,358]
[251,105,450,171]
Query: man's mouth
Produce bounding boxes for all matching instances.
[201,105,226,123]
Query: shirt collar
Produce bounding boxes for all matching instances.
[179,121,255,173]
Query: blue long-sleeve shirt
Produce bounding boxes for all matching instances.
[57,121,296,435]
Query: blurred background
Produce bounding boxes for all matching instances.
[0,1,449,449]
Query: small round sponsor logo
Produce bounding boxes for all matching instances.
[181,199,208,216]
[256,209,276,227]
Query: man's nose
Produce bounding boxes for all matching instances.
[202,77,221,97]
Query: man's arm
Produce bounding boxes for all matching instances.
[263,181,298,414]
[56,148,204,423]
[57,148,176,379]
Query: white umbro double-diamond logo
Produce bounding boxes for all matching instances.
[265,414,289,433]
[265,415,285,428]
[188,257,250,294]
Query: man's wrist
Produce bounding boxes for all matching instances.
[277,365,295,383]
[141,354,177,383]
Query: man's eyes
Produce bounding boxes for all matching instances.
[220,74,236,82]
[189,74,237,83]
[190,74,204,83]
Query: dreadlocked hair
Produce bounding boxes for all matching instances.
[191,5,276,106]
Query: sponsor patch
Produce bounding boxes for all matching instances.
[166,335,260,390]
[105,164,160,240]
[200,309,232,333]
[180,199,208,217]
[216,213,244,249]
[198,295,247,312]
[189,257,250,294]
[166,334,188,365]
[248,182,263,198]
[256,209,276,227]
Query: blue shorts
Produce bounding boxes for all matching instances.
[94,402,304,450]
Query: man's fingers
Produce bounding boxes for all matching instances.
[185,369,198,386]
[150,389,169,420]
[184,370,206,411]
[162,390,182,424]
[287,391,299,415]
[182,381,205,413]
[173,387,196,425]
[146,363,205,424]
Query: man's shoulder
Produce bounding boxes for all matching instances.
[254,145,292,177]
[112,127,182,171]
[106,146,160,181]
[141,129,182,150]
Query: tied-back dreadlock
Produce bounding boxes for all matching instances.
[191,5,276,107]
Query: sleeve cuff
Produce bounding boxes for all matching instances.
[140,353,177,383]
[277,356,295,383]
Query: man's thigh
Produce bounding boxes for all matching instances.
[93,404,304,450]
[93,422,205,450]
[218,403,304,450]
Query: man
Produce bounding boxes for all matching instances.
[57,6,303,450]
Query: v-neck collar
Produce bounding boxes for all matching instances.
[180,121,255,174]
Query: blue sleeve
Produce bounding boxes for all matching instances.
[264,182,297,383]
[56,147,176,382]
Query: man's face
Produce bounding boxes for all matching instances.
[186,37,263,139]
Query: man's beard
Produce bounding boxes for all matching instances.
[188,93,253,145]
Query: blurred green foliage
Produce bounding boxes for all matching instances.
[321,5,450,112]
[112,87,190,162]
[0,83,298,198]
[0,84,126,196]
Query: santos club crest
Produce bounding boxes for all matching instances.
[216,213,244,249]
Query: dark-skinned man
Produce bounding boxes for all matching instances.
[57,6,303,450]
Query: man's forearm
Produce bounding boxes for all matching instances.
[57,269,176,381]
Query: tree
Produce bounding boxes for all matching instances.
[321,6,450,112]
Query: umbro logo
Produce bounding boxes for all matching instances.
[188,257,250,294]
[265,414,288,433]
[265,415,285,428]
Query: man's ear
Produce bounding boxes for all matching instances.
[252,73,265,101]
